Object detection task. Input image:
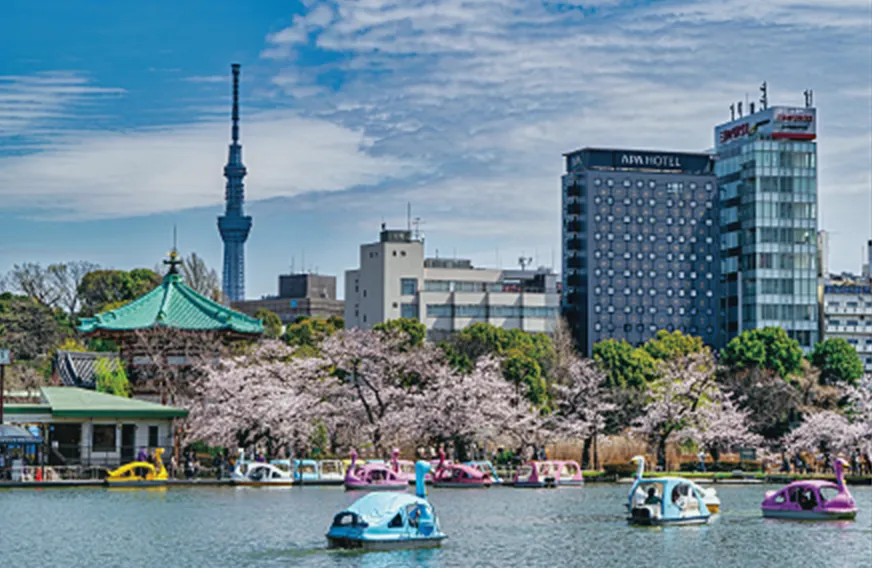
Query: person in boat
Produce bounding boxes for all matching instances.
[136,447,148,462]
[644,487,661,505]
[798,489,817,510]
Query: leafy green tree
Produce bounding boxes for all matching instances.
[809,337,864,385]
[327,315,345,330]
[440,322,556,406]
[283,316,342,349]
[95,357,131,398]
[642,330,706,361]
[503,350,548,406]
[721,327,803,379]
[254,308,283,339]
[77,268,162,316]
[374,318,427,349]
[592,339,657,389]
[0,293,69,361]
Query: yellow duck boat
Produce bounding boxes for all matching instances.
[105,448,169,487]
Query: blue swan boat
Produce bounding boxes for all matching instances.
[326,461,447,550]
[628,476,712,526]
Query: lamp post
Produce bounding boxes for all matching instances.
[0,349,11,425]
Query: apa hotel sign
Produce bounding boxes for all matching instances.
[617,153,683,169]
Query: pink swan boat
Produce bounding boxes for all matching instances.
[344,449,408,492]
[554,460,584,486]
[390,448,416,484]
[761,458,857,520]
[512,460,559,488]
[431,448,491,488]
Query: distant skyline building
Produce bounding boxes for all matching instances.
[561,148,720,355]
[714,97,819,350]
[344,228,559,340]
[233,272,344,324]
[218,63,252,302]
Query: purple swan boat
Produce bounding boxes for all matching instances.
[761,458,857,520]
[344,448,409,492]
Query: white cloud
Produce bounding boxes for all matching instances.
[258,0,872,273]
[0,111,420,220]
[0,72,125,138]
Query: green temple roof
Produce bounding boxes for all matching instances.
[77,273,264,335]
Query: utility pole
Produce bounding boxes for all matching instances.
[0,349,11,424]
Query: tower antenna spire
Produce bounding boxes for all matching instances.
[218,63,252,302]
[231,63,240,144]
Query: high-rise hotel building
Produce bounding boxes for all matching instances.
[562,148,720,355]
[714,104,818,349]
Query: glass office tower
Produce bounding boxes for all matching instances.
[715,105,818,349]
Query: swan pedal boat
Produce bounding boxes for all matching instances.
[513,461,559,488]
[431,448,491,488]
[232,462,295,486]
[318,459,346,485]
[628,477,712,526]
[345,449,408,491]
[628,456,719,514]
[761,458,857,521]
[327,462,446,550]
[105,448,168,487]
[464,461,503,484]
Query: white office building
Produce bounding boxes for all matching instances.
[344,228,560,340]
[821,279,872,372]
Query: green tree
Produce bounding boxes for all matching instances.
[721,327,803,379]
[374,318,427,349]
[440,322,555,407]
[809,337,864,385]
[283,316,341,349]
[254,308,283,339]
[77,268,161,316]
[503,350,548,406]
[592,338,657,389]
[0,293,69,362]
[95,357,130,398]
[642,330,706,361]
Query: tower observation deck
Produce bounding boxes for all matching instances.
[218,63,252,302]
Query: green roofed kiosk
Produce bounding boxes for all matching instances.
[77,251,263,400]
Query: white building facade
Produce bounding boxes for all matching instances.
[821,282,872,372]
[345,229,560,340]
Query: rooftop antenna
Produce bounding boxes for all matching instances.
[406,202,411,232]
[804,89,814,108]
[737,101,743,117]
[749,101,755,114]
[729,103,735,120]
[759,81,768,110]
[290,255,295,275]
[412,217,424,241]
[173,224,178,253]
[518,255,533,271]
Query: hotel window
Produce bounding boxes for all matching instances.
[424,280,451,292]
[400,278,418,296]
[456,305,486,318]
[92,425,116,453]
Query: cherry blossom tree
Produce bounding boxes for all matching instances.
[679,398,763,462]
[550,358,614,468]
[782,410,854,456]
[183,340,331,454]
[319,328,444,455]
[632,352,719,469]
[843,375,872,455]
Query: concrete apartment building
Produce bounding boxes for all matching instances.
[233,273,344,324]
[344,228,559,340]
[820,277,872,373]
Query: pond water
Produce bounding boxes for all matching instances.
[1,484,870,567]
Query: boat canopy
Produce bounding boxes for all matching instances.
[343,492,431,526]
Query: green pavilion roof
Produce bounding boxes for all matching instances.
[4,387,188,419]
[77,273,263,335]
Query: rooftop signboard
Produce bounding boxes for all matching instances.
[715,106,816,150]
[564,148,713,174]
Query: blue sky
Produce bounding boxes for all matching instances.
[2,0,871,299]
